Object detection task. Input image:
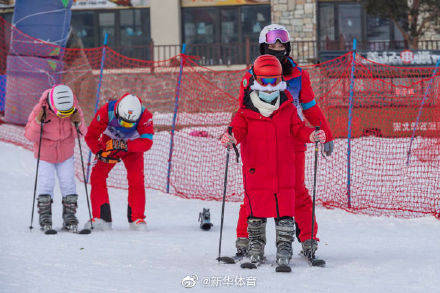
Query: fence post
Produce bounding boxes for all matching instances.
[85,33,108,183]
[347,38,357,208]
[166,44,186,193]
[406,56,440,166]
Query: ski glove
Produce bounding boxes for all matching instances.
[323,141,334,156]
[221,132,237,149]
[310,130,326,143]
[106,139,127,152]
[97,150,120,164]
[70,109,81,124]
[36,107,47,124]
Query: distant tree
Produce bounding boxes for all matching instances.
[363,0,440,49]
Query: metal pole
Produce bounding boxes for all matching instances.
[85,33,108,183]
[406,57,440,165]
[310,126,320,243]
[347,38,357,208]
[166,44,186,193]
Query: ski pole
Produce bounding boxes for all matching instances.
[30,107,46,231]
[75,122,93,230]
[310,126,320,253]
[217,126,233,263]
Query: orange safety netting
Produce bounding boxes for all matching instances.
[0,18,439,219]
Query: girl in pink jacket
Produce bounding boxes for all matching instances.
[25,85,86,233]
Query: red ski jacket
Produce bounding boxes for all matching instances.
[85,100,154,155]
[239,57,332,151]
[230,90,314,218]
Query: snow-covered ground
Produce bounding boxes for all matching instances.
[1,141,439,293]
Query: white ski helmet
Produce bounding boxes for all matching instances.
[258,24,291,44]
[48,84,75,118]
[116,93,142,123]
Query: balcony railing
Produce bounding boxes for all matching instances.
[102,39,440,66]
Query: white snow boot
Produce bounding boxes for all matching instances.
[84,217,112,231]
[129,219,147,231]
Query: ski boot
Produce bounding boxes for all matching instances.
[37,194,56,234]
[84,217,112,231]
[301,238,325,266]
[241,218,266,269]
[198,208,213,230]
[129,218,147,231]
[301,239,318,258]
[275,217,295,272]
[235,237,249,258]
[62,194,79,232]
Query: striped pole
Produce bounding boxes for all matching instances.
[85,33,108,183]
[347,38,357,208]
[166,44,186,193]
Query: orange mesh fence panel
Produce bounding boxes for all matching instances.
[0,18,439,219]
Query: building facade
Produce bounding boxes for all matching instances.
[1,0,439,65]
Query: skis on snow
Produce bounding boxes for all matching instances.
[302,251,326,267]
[41,225,91,235]
[42,226,57,235]
[217,252,246,264]
[275,264,291,273]
[64,224,91,234]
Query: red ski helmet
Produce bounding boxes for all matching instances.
[251,55,287,92]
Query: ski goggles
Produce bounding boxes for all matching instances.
[265,29,290,44]
[56,106,76,118]
[255,76,282,86]
[118,117,136,128]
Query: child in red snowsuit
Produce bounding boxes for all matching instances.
[221,55,325,268]
[234,24,333,259]
[84,93,154,231]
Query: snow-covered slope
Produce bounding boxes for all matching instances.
[0,141,439,293]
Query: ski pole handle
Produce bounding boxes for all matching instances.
[314,126,320,150]
[227,126,240,163]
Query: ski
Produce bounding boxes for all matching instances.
[44,229,57,235]
[63,225,91,235]
[41,225,57,235]
[240,261,263,269]
[217,253,245,264]
[275,264,291,273]
[302,252,326,267]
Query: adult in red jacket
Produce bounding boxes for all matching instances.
[221,55,325,267]
[84,93,154,231]
[234,24,333,258]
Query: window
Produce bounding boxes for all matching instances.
[367,16,390,41]
[119,9,150,58]
[70,11,96,48]
[241,5,271,42]
[318,2,405,51]
[99,12,116,47]
[183,7,217,44]
[182,5,270,65]
[338,3,362,43]
[71,8,151,59]
[319,3,335,42]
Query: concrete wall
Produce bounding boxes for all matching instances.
[150,0,181,60]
